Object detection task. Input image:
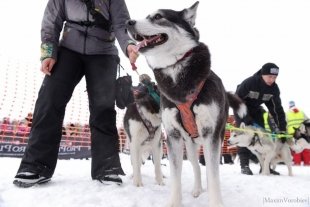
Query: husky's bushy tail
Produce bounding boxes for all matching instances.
[226,92,247,121]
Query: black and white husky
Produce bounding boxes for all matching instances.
[126,2,246,206]
[123,81,164,187]
[293,120,310,151]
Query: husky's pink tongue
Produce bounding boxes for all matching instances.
[136,40,147,51]
[136,35,160,51]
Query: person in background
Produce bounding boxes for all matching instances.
[0,117,11,135]
[234,62,287,175]
[13,0,139,188]
[25,112,33,128]
[262,108,279,133]
[286,101,310,166]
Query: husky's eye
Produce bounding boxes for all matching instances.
[154,13,162,20]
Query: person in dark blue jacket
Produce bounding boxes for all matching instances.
[234,63,287,175]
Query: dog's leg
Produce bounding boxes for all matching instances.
[130,140,143,187]
[204,136,224,207]
[262,153,274,175]
[152,128,164,185]
[254,153,264,174]
[270,158,278,170]
[282,146,293,176]
[166,132,184,207]
[184,140,202,197]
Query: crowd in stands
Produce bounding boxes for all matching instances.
[0,114,129,153]
[0,113,233,158]
[0,113,92,146]
[1,107,309,165]
[0,115,32,139]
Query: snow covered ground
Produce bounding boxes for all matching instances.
[0,154,309,207]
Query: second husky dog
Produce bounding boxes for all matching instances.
[123,75,164,187]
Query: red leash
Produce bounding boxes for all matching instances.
[131,63,140,75]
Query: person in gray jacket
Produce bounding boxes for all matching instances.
[13,0,139,187]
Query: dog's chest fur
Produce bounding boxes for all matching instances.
[153,43,211,104]
[123,96,161,141]
[150,42,229,140]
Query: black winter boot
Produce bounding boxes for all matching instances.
[241,166,253,175]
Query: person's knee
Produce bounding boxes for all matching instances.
[38,79,73,108]
[90,108,116,127]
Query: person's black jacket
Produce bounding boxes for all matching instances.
[236,69,286,131]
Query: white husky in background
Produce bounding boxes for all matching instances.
[126,1,247,206]
[228,123,293,176]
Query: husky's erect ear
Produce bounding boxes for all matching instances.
[300,124,306,134]
[240,122,246,129]
[182,1,199,27]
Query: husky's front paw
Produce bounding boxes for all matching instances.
[133,177,143,187]
[156,179,165,186]
[192,187,203,197]
[156,175,165,186]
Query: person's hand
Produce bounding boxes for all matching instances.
[277,131,287,143]
[40,58,56,76]
[127,44,139,64]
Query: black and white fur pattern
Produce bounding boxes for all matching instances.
[123,84,164,187]
[228,123,293,176]
[292,120,310,152]
[127,2,246,206]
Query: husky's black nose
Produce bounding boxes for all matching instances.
[126,20,136,26]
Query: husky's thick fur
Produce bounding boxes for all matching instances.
[126,2,246,206]
[293,120,310,151]
[123,83,164,187]
[228,123,293,176]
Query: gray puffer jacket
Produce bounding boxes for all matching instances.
[40,0,134,61]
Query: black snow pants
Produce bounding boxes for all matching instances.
[16,47,124,179]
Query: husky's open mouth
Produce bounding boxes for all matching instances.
[132,33,168,51]
[227,141,238,146]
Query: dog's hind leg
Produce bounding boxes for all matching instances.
[262,153,274,175]
[184,140,202,197]
[204,135,224,207]
[152,128,164,185]
[282,146,293,176]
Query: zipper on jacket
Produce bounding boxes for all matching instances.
[83,5,91,54]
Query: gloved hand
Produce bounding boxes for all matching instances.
[277,131,287,143]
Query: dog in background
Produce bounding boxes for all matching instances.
[293,120,310,151]
[123,74,164,187]
[126,2,247,206]
[228,123,293,176]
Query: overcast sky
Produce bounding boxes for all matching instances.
[1,0,310,118]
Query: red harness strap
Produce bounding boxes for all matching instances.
[176,80,206,138]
